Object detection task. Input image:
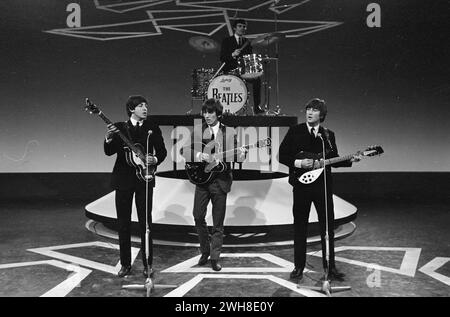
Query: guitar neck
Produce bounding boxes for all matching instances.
[98,112,142,156]
[324,154,354,166]
[218,142,258,157]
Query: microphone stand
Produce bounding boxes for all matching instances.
[122,130,177,296]
[298,133,351,296]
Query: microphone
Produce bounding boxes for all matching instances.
[146,130,154,170]
[317,132,333,150]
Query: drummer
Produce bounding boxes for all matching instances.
[220,19,263,114]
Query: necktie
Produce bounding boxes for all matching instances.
[210,129,215,154]
[310,127,315,138]
[135,122,141,135]
[238,37,242,47]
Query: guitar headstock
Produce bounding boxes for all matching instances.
[362,145,384,157]
[257,138,271,148]
[84,98,101,115]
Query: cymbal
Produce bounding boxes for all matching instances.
[188,36,219,53]
[251,32,285,47]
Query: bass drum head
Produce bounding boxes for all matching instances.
[207,75,248,114]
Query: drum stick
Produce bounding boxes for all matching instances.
[240,39,250,50]
[212,62,226,80]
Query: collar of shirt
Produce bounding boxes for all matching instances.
[208,122,220,137]
[307,124,320,136]
[130,118,143,127]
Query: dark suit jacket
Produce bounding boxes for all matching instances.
[278,123,351,187]
[220,35,253,73]
[104,119,167,190]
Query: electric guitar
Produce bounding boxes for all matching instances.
[295,145,384,184]
[184,138,271,185]
[84,98,156,182]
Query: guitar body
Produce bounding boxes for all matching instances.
[184,141,227,185]
[185,160,227,185]
[293,151,325,185]
[124,143,156,182]
[184,139,271,186]
[294,145,384,184]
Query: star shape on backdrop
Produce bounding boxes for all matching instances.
[44,0,341,41]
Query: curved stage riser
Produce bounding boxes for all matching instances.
[85,176,357,244]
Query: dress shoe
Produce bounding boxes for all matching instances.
[211,260,222,271]
[290,267,303,280]
[198,253,210,266]
[117,265,132,278]
[143,267,154,278]
[328,267,345,281]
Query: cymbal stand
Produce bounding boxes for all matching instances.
[273,4,281,115]
[262,39,272,113]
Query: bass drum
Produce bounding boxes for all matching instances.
[207,75,248,114]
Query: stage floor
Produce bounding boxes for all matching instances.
[1,194,449,297]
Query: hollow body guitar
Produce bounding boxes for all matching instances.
[185,138,271,185]
[84,98,155,182]
[295,145,384,184]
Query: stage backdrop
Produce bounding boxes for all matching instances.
[1,0,448,173]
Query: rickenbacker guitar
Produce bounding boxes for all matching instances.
[185,138,271,185]
[84,98,156,182]
[295,145,384,184]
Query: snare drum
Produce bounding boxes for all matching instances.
[238,54,263,79]
[207,75,248,114]
[192,68,216,99]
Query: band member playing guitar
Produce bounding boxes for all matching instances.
[278,98,361,282]
[104,95,167,278]
[183,99,247,271]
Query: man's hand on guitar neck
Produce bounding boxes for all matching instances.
[105,123,119,143]
[238,146,248,157]
[199,153,214,163]
[199,147,246,163]
[295,159,323,170]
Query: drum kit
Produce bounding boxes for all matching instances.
[189,32,285,115]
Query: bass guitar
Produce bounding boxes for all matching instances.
[84,98,156,182]
[184,138,271,185]
[295,145,384,184]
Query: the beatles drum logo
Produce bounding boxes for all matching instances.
[207,75,248,114]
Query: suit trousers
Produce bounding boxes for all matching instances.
[292,180,336,272]
[115,186,153,267]
[193,180,227,260]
